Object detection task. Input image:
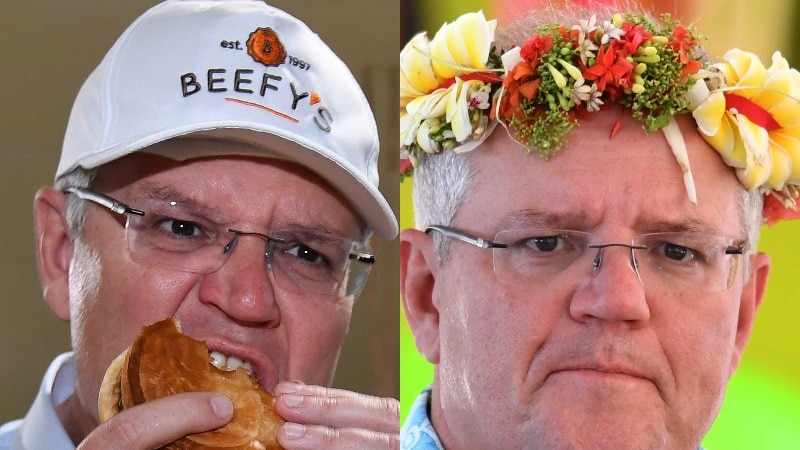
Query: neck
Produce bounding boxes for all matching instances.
[430,377,458,450]
[56,393,97,445]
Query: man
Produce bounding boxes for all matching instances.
[400,5,797,449]
[0,1,399,449]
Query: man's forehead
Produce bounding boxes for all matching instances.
[460,112,743,234]
[90,148,364,234]
[494,208,732,235]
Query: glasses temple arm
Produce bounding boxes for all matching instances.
[65,187,144,216]
[349,252,375,265]
[425,225,507,249]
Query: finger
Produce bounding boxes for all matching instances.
[278,423,399,450]
[77,392,233,450]
[274,382,398,433]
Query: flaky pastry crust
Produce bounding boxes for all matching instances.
[98,319,283,449]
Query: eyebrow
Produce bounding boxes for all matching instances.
[495,209,732,237]
[635,217,728,235]
[278,220,359,241]
[132,183,231,224]
[132,183,364,240]
[496,209,596,231]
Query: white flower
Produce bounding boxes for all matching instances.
[469,90,490,109]
[599,19,625,44]
[576,38,599,65]
[572,15,601,65]
[585,83,604,112]
[446,78,489,142]
[569,80,604,112]
[572,15,599,38]
[569,79,592,104]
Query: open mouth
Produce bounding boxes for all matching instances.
[209,351,255,377]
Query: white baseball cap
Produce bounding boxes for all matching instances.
[58,0,398,239]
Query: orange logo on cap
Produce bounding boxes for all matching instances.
[246,27,286,67]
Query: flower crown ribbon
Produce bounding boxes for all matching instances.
[400,11,800,225]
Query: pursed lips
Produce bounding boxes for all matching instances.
[548,363,654,384]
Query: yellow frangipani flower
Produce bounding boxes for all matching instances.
[400,33,439,109]
[691,50,800,191]
[399,11,498,153]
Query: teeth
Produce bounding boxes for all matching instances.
[227,356,243,370]
[210,351,226,368]
[241,361,253,374]
[209,351,254,376]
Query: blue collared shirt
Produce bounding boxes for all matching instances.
[401,386,444,450]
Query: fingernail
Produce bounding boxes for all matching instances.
[281,393,303,407]
[210,394,233,418]
[283,422,306,440]
[281,381,304,394]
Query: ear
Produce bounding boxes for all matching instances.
[400,228,441,364]
[34,187,74,321]
[729,252,771,374]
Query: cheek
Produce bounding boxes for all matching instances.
[69,242,199,419]
[655,292,740,431]
[436,263,562,422]
[282,296,354,384]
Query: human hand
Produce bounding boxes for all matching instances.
[76,392,233,450]
[274,382,399,449]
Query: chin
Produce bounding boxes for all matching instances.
[524,399,672,450]
[523,422,671,450]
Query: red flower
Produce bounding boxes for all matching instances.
[400,157,413,174]
[763,193,800,226]
[668,25,701,77]
[583,45,634,93]
[558,26,575,42]
[616,22,652,55]
[496,61,541,121]
[520,34,553,62]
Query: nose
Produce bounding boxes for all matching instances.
[569,243,651,325]
[197,230,281,327]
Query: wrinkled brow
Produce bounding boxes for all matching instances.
[635,217,730,236]
[131,183,231,224]
[496,209,732,237]
[496,209,596,231]
[278,220,360,242]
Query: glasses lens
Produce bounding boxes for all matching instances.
[345,251,375,296]
[82,193,374,297]
[267,229,372,296]
[492,229,591,285]
[488,229,741,295]
[633,232,741,293]
[125,199,227,273]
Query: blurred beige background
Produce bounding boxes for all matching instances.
[0,0,399,423]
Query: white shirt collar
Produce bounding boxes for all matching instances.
[11,352,76,450]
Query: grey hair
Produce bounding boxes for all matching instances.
[410,2,765,268]
[54,166,99,238]
[412,149,474,259]
[740,189,763,255]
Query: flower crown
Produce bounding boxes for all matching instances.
[400,11,800,225]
